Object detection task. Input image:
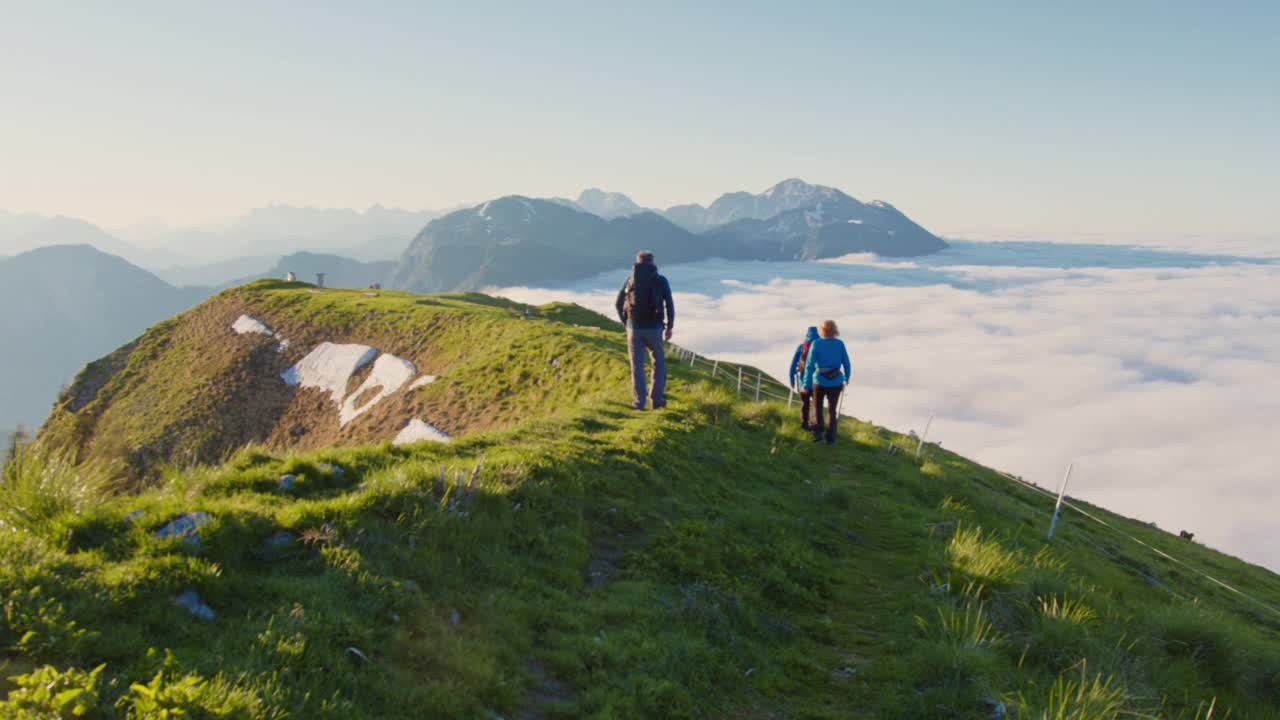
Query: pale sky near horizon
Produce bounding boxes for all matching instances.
[2,1,1277,236]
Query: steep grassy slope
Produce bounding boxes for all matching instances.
[5,290,1280,719]
[39,281,628,480]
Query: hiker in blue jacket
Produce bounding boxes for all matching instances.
[789,326,819,430]
[803,319,851,444]
[614,250,675,410]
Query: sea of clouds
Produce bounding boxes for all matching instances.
[494,238,1280,573]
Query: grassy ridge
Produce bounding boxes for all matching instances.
[4,288,1279,718]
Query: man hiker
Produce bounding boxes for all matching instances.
[789,326,818,430]
[615,250,675,410]
[802,319,851,444]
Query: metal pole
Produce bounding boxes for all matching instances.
[1047,463,1074,539]
[836,387,845,416]
[755,371,762,402]
[788,388,794,408]
[914,412,935,462]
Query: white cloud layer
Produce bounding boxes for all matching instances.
[493,240,1280,573]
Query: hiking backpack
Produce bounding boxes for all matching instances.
[624,263,665,324]
[794,340,812,377]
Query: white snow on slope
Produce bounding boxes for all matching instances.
[409,375,437,389]
[339,353,417,426]
[281,343,378,403]
[232,315,272,335]
[394,419,451,445]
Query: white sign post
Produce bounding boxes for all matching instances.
[1047,462,1075,539]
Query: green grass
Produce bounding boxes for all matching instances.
[5,284,1280,718]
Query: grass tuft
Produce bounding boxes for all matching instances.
[0,445,116,541]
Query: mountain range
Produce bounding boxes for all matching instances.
[392,179,946,292]
[0,245,212,433]
[1,179,944,429]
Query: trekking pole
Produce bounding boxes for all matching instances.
[1047,463,1074,539]
[914,412,934,462]
[755,371,762,402]
[788,387,794,409]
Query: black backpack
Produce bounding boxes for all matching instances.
[624,263,665,324]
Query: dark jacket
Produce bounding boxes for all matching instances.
[615,263,675,330]
[803,336,851,389]
[789,326,819,389]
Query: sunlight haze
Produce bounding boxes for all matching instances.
[3,1,1277,234]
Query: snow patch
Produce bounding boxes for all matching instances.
[339,353,417,426]
[281,343,378,404]
[232,315,272,335]
[409,375,437,389]
[394,419,451,445]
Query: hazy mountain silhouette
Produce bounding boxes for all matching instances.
[393,180,946,291]
[573,188,646,219]
[0,245,211,431]
[118,205,439,265]
[226,251,395,289]
[391,197,713,292]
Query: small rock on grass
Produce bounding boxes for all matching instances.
[174,590,215,621]
[153,512,212,549]
[278,474,296,491]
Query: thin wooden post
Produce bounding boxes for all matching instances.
[689,350,695,367]
[914,412,935,462]
[711,359,718,377]
[737,367,743,394]
[755,371,762,402]
[1048,463,1074,539]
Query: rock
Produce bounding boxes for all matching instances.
[124,509,144,523]
[278,474,296,491]
[252,530,300,562]
[174,590,215,621]
[345,647,369,663]
[317,462,344,478]
[153,512,212,549]
[450,608,461,625]
[288,424,307,437]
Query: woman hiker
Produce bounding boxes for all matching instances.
[802,319,851,444]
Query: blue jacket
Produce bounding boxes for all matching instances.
[789,326,819,388]
[803,337,851,389]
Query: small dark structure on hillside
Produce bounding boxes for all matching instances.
[1179,530,1195,541]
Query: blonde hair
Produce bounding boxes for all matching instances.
[819,319,839,338]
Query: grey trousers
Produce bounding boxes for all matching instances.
[627,327,667,409]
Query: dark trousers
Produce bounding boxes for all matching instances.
[798,390,812,428]
[813,385,842,442]
[626,327,666,409]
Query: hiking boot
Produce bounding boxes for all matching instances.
[652,400,667,409]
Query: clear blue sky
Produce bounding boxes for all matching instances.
[2,1,1277,235]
